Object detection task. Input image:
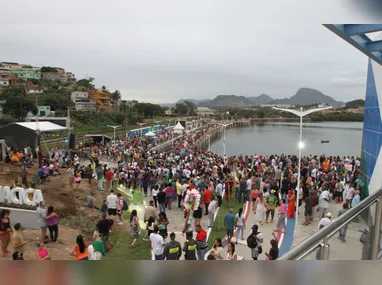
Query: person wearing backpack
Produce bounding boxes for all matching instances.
[247,224,263,260]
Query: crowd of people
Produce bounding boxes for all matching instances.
[0,120,364,260]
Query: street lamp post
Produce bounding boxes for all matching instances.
[273,106,332,232]
[207,134,211,152]
[107,125,122,143]
[218,123,230,159]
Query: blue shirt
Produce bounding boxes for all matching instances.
[224,213,236,230]
[352,194,360,208]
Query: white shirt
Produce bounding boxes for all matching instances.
[107,194,118,209]
[318,190,330,209]
[208,200,217,214]
[236,214,245,226]
[216,183,223,196]
[318,217,332,229]
[346,187,355,200]
[246,179,252,191]
[150,233,164,255]
[152,188,159,197]
[88,245,102,260]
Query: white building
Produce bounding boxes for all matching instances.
[196,107,215,116]
[71,91,96,111]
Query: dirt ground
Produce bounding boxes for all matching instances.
[0,161,114,260]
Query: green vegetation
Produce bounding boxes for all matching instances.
[40,66,58,73]
[309,111,363,122]
[345,99,365,109]
[207,198,244,248]
[104,211,151,260]
[173,100,197,116]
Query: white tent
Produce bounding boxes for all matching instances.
[173,122,185,134]
[144,131,156,137]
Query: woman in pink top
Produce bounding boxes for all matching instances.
[36,242,51,260]
[164,183,175,210]
[274,199,287,234]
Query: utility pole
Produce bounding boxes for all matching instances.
[35,95,40,151]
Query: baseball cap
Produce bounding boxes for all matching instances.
[326,213,333,219]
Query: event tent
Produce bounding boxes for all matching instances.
[144,131,156,137]
[0,121,66,150]
[173,122,185,134]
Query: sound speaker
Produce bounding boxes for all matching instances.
[69,134,75,149]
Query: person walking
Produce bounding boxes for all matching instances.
[274,199,287,233]
[130,210,141,247]
[224,208,236,243]
[163,232,182,260]
[208,196,217,228]
[150,225,165,260]
[11,223,26,259]
[157,188,167,213]
[95,164,104,192]
[106,190,118,224]
[183,231,197,260]
[0,209,11,257]
[45,206,59,243]
[235,208,246,244]
[338,203,349,242]
[195,225,208,260]
[249,224,264,260]
[203,187,212,215]
[255,193,268,225]
[317,188,330,220]
[265,190,278,223]
[36,201,48,244]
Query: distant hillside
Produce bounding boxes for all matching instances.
[161,98,209,107]
[270,88,343,106]
[165,88,344,108]
[345,99,365,109]
[247,94,273,105]
[198,95,254,107]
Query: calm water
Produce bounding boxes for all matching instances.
[210,122,363,157]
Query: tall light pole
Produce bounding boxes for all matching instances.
[218,123,230,159]
[107,125,121,143]
[207,134,211,152]
[273,106,332,232]
[137,122,146,137]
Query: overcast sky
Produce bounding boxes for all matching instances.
[0,0,379,104]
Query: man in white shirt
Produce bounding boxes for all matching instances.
[107,190,118,224]
[150,225,165,260]
[346,184,355,207]
[215,181,223,207]
[317,189,330,220]
[318,213,333,229]
[246,177,253,201]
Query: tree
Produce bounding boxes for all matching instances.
[40,66,57,73]
[345,99,365,109]
[3,90,37,120]
[110,90,121,101]
[77,77,95,90]
[101,86,109,93]
[173,103,189,115]
[183,100,197,115]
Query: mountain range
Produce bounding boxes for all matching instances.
[163,88,345,108]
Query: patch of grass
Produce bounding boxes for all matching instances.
[207,199,244,248]
[103,230,152,260]
[104,204,152,260]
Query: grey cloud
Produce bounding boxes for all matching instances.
[0,0,376,104]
